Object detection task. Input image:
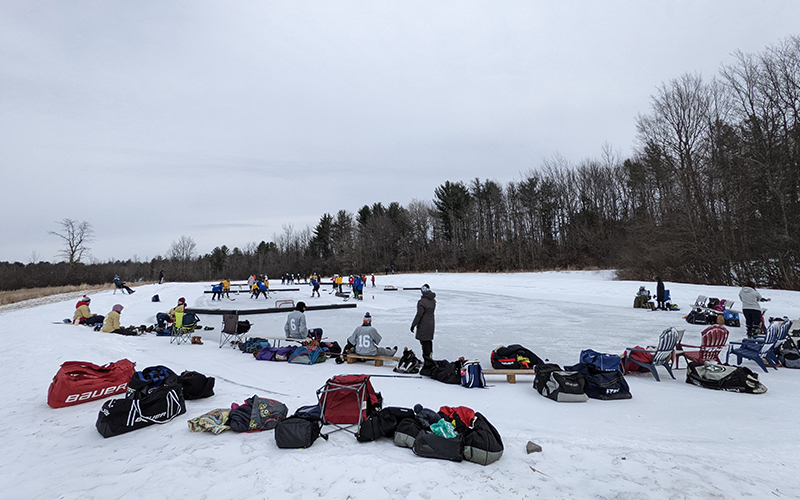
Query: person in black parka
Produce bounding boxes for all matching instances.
[656,277,666,310]
[411,284,436,359]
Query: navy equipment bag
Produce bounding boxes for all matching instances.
[460,360,486,388]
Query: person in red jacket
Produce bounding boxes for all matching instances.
[73,295,104,326]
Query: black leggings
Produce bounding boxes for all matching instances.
[743,309,763,336]
[113,328,138,336]
[420,340,433,359]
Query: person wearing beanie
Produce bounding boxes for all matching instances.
[284,301,310,339]
[156,297,186,329]
[347,312,397,357]
[410,283,436,359]
[101,304,138,336]
[73,296,104,326]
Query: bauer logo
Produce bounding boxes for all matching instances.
[64,383,128,403]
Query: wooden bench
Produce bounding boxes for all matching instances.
[345,354,400,366]
[482,369,536,384]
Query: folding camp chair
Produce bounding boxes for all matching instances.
[316,374,381,435]
[219,314,250,348]
[170,312,195,345]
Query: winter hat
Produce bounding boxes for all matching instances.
[178,297,186,304]
[296,301,306,311]
[82,295,91,302]
[363,312,372,324]
[112,304,123,313]
[421,284,431,293]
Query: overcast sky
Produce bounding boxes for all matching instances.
[2,1,798,264]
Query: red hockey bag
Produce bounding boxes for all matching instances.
[47,359,136,408]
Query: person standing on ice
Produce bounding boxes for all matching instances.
[310,274,321,297]
[655,277,666,310]
[739,283,770,337]
[410,283,436,359]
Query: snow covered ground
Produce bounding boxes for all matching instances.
[1,271,799,500]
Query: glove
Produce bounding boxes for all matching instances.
[410,327,415,333]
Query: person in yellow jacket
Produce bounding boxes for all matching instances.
[73,295,104,326]
[156,298,186,328]
[222,279,231,299]
[101,304,138,336]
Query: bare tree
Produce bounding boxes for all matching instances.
[27,250,40,265]
[48,218,93,264]
[168,236,197,261]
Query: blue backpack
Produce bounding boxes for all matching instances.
[182,312,199,327]
[460,360,486,388]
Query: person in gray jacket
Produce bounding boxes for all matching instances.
[739,284,771,337]
[347,312,397,357]
[410,284,436,359]
[284,301,311,339]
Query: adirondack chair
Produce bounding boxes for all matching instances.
[693,295,707,308]
[726,319,790,372]
[673,324,729,369]
[624,327,680,381]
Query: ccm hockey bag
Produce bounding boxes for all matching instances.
[533,363,588,402]
[685,362,767,394]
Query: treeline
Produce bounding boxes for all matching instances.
[2,36,798,291]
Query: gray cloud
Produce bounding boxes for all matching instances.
[2,1,798,263]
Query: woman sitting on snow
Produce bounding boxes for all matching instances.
[101,304,138,336]
[73,295,104,326]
